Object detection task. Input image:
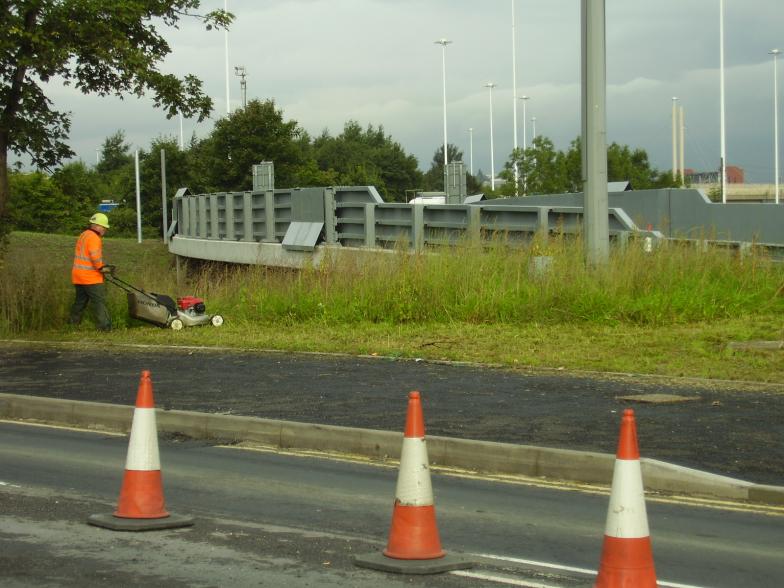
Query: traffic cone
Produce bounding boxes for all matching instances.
[88,370,193,531]
[595,408,658,587]
[354,391,473,574]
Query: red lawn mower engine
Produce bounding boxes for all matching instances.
[177,296,206,316]
[171,296,224,330]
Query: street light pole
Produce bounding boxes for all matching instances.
[485,82,497,191]
[531,116,537,140]
[519,96,530,150]
[224,0,231,114]
[435,39,452,182]
[519,96,530,196]
[771,49,781,204]
[719,0,727,202]
[671,96,679,182]
[581,0,609,266]
[511,0,519,195]
[679,105,685,186]
[468,128,474,176]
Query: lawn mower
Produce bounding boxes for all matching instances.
[104,267,224,330]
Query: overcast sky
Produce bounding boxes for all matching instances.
[39,0,784,184]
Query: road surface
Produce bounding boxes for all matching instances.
[1,421,782,587]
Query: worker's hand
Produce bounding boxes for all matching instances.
[100,264,116,275]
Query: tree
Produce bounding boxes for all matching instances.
[51,160,105,221]
[515,136,568,195]
[189,99,306,192]
[313,121,422,201]
[422,143,463,192]
[8,170,78,233]
[96,131,133,176]
[0,1,232,237]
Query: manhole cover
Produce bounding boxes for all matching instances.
[615,393,701,404]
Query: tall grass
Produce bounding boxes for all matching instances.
[1,231,782,334]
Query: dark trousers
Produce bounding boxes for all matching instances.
[70,284,111,331]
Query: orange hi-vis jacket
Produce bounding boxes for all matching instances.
[72,229,105,285]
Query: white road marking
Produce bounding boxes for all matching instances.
[451,570,563,587]
[473,553,595,576]
[471,553,711,588]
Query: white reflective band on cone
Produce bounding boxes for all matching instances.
[124,407,161,471]
[604,458,650,538]
[394,437,434,505]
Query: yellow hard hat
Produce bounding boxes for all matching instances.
[89,212,110,229]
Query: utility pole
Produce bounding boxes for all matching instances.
[468,128,474,176]
[581,0,609,266]
[484,82,497,191]
[671,96,679,182]
[224,0,230,114]
[719,0,727,202]
[234,66,247,109]
[511,0,519,195]
[435,38,452,188]
[679,105,685,186]
[771,49,781,204]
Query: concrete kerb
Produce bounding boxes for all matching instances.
[1,392,782,506]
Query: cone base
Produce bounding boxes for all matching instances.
[114,470,168,519]
[384,504,444,560]
[87,512,193,532]
[595,535,657,588]
[354,551,474,575]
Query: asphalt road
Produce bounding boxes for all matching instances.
[1,422,782,587]
[1,342,783,485]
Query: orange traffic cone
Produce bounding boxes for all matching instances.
[354,391,473,574]
[595,408,658,587]
[88,370,193,531]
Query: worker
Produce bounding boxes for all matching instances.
[69,212,112,331]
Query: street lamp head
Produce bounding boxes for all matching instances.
[484,82,497,89]
[672,96,679,101]
[771,49,782,56]
[519,95,530,101]
[435,38,452,46]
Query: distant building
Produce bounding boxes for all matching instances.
[685,166,744,184]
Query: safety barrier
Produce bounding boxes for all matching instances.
[169,186,655,267]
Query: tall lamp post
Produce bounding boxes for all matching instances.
[531,116,537,140]
[771,49,781,204]
[719,0,727,202]
[671,96,679,182]
[485,82,497,191]
[511,0,519,195]
[435,38,452,182]
[519,96,530,195]
[519,96,530,150]
[468,128,474,176]
[224,0,230,114]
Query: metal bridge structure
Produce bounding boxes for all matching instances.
[167,165,784,268]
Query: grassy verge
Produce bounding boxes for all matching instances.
[1,231,782,384]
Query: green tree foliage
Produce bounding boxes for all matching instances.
[189,99,304,192]
[8,170,81,232]
[501,136,679,196]
[96,131,133,176]
[51,161,106,220]
[312,121,421,202]
[138,137,190,234]
[0,0,232,238]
